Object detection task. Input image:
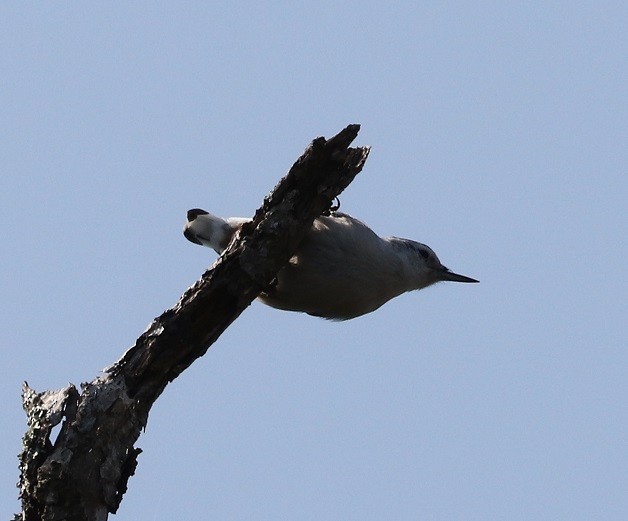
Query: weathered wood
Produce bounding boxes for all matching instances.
[16,125,370,521]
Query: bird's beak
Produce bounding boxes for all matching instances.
[439,267,479,283]
[183,225,203,245]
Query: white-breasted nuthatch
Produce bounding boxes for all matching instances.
[183,209,478,320]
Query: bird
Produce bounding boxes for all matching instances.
[183,208,478,320]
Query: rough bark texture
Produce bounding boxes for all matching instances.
[15,125,370,521]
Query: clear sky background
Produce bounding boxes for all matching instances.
[2,2,626,520]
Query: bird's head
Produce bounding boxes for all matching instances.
[183,208,212,246]
[391,238,479,289]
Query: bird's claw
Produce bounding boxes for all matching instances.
[323,197,341,215]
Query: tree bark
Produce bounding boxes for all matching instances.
[15,125,370,521]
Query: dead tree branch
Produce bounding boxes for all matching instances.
[16,124,370,521]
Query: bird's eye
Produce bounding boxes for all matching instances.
[418,248,429,260]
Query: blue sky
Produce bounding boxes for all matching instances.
[2,2,627,519]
